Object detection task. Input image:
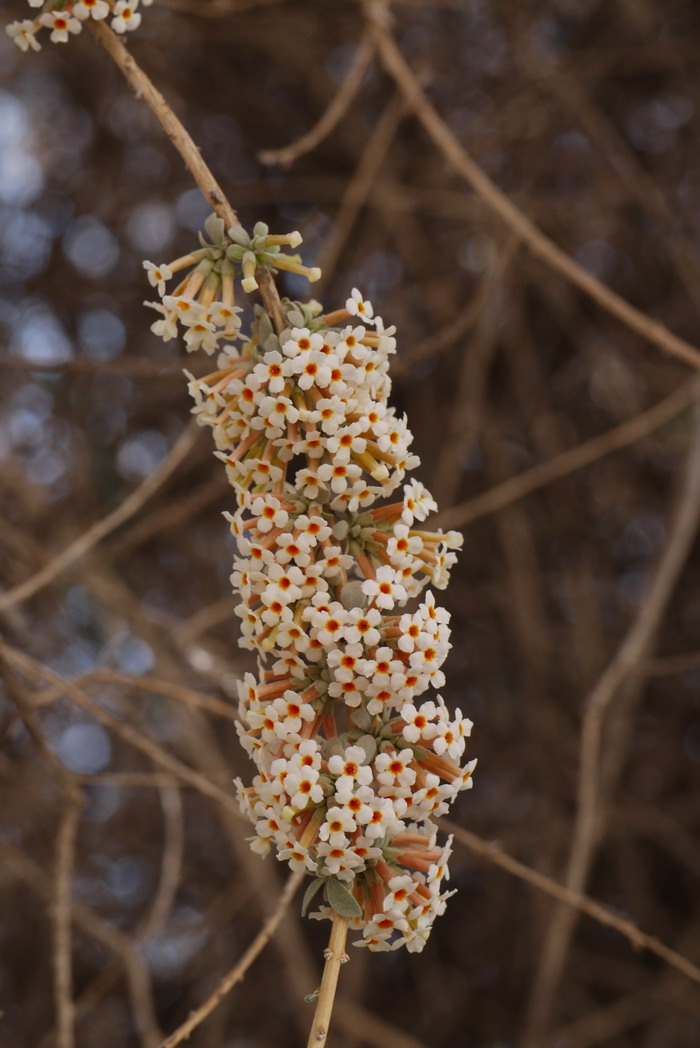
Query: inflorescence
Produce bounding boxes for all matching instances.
[6,0,153,51]
[144,220,476,953]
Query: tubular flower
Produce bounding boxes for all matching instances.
[156,219,476,951]
[6,0,154,48]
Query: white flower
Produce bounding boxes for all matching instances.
[250,495,288,532]
[40,11,82,43]
[143,260,172,296]
[375,749,416,791]
[294,514,332,545]
[319,806,356,843]
[282,327,324,359]
[343,608,382,648]
[286,766,323,810]
[208,301,243,333]
[400,701,438,743]
[250,351,287,394]
[328,746,373,794]
[346,287,374,322]
[292,352,332,391]
[316,841,364,880]
[73,0,111,20]
[6,20,41,52]
[361,565,408,610]
[382,875,415,916]
[316,461,362,494]
[111,0,142,32]
[258,394,299,429]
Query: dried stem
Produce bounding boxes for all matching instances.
[88,21,237,229]
[525,400,700,1041]
[159,872,303,1048]
[86,21,285,331]
[54,791,81,1048]
[307,912,349,1048]
[436,377,700,530]
[363,0,700,373]
[443,819,700,988]
[0,422,199,612]
[259,33,375,167]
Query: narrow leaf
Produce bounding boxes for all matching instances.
[325,876,362,919]
[301,877,325,917]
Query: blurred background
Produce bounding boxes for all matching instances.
[2,1,700,1046]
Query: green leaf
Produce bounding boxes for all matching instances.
[301,877,325,917]
[324,877,362,919]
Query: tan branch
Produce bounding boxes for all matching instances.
[259,34,375,167]
[54,793,81,1048]
[0,422,199,612]
[363,0,700,373]
[159,872,303,1048]
[306,913,349,1048]
[86,21,286,331]
[436,378,699,531]
[444,819,700,988]
[0,643,243,818]
[525,401,700,1039]
[88,21,238,228]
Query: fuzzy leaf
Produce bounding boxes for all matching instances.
[355,733,377,762]
[286,308,305,328]
[325,877,362,919]
[350,707,372,732]
[338,580,366,611]
[301,877,325,917]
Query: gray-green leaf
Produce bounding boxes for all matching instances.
[301,877,325,917]
[324,877,362,919]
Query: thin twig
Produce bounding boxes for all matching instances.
[443,819,700,988]
[259,34,375,166]
[307,913,350,1048]
[0,657,85,1048]
[139,782,184,941]
[316,91,407,289]
[391,238,519,378]
[86,21,286,330]
[159,872,303,1048]
[0,422,199,612]
[88,21,237,228]
[363,0,700,373]
[3,843,162,1048]
[31,669,240,722]
[436,377,699,531]
[0,643,242,817]
[525,400,700,1040]
[54,793,81,1048]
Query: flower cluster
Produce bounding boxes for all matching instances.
[147,220,476,952]
[144,217,320,356]
[6,0,151,50]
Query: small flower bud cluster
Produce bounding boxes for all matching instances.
[6,0,151,51]
[143,217,320,355]
[147,222,476,952]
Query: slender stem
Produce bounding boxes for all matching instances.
[306,913,349,1048]
[88,21,237,228]
[87,20,286,333]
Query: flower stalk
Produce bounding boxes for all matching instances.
[307,912,349,1048]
